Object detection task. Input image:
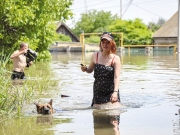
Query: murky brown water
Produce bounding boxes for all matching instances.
[1,49,180,135]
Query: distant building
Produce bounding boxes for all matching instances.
[152,11,178,45]
[56,22,79,42]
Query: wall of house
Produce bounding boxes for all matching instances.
[153,37,177,45]
[56,26,79,42]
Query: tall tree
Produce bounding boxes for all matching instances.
[147,18,166,32]
[109,18,152,45]
[72,10,118,36]
[0,0,73,60]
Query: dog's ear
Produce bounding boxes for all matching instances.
[48,99,53,106]
[34,103,40,107]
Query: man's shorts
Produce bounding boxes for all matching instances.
[11,71,26,80]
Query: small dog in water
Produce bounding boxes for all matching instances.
[34,99,55,115]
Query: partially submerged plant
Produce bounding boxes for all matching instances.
[0,51,59,118]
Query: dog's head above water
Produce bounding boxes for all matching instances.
[34,99,55,115]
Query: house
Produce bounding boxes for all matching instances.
[56,22,79,42]
[152,11,178,45]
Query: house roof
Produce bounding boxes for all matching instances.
[152,11,178,38]
[56,22,79,42]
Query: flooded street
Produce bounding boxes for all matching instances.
[49,50,180,135]
[1,49,180,135]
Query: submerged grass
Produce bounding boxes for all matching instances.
[0,51,59,120]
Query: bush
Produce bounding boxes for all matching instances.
[85,35,100,44]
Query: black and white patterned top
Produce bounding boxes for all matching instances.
[91,52,120,106]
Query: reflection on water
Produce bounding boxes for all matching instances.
[93,109,123,135]
[11,79,25,85]
[36,115,53,124]
[173,114,180,135]
[1,50,180,135]
[0,116,55,135]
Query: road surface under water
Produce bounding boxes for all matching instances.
[1,49,180,135]
[49,50,180,135]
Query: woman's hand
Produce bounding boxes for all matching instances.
[81,65,87,72]
[110,92,118,103]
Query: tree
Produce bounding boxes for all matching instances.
[0,0,73,60]
[109,18,152,45]
[53,33,71,42]
[72,10,118,36]
[147,18,166,32]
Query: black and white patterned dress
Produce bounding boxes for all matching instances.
[91,52,120,106]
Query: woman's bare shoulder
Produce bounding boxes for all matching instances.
[115,54,120,59]
[93,51,99,55]
[114,54,120,63]
[92,51,100,57]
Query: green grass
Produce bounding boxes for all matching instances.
[0,51,59,118]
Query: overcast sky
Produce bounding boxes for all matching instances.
[66,0,178,27]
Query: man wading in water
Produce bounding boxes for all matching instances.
[10,42,33,80]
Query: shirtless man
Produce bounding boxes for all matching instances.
[10,42,33,80]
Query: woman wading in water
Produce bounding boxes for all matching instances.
[81,32,122,109]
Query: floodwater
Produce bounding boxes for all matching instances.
[1,49,180,135]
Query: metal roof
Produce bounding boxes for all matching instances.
[152,11,178,38]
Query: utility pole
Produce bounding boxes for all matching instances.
[178,0,180,70]
[84,0,87,13]
[120,0,122,19]
[178,0,180,53]
[123,0,133,17]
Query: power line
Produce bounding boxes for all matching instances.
[129,2,163,18]
[72,0,112,11]
[133,0,177,5]
[72,0,176,11]
[70,0,177,24]
[122,0,133,17]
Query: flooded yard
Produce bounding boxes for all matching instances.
[0,49,180,135]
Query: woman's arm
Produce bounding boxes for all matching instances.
[81,52,96,73]
[110,55,121,103]
[113,56,121,92]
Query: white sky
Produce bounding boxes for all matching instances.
[66,0,178,28]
